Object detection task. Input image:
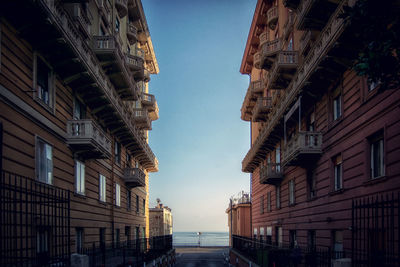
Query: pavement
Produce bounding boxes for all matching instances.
[174,247,229,267]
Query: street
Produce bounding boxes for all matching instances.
[174,247,229,267]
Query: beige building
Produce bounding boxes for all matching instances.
[226,191,251,246]
[149,201,173,237]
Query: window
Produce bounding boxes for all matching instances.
[142,199,146,215]
[370,133,384,179]
[76,228,84,253]
[75,160,85,195]
[253,228,258,239]
[276,185,281,209]
[115,183,121,206]
[368,79,380,91]
[36,228,49,254]
[126,152,131,168]
[334,154,342,191]
[34,55,54,108]
[307,169,316,199]
[36,138,53,184]
[289,230,297,248]
[127,190,132,210]
[308,230,316,249]
[125,226,131,243]
[333,94,342,120]
[115,17,120,33]
[99,228,106,248]
[275,226,282,247]
[115,140,121,164]
[289,180,295,205]
[332,230,344,259]
[260,195,264,214]
[276,145,281,172]
[115,228,120,248]
[99,174,106,202]
[267,192,271,212]
[73,97,86,120]
[136,195,139,213]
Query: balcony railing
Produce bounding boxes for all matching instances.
[126,53,144,71]
[267,6,279,30]
[267,51,299,90]
[250,80,264,95]
[127,22,137,44]
[149,102,159,121]
[252,97,272,122]
[131,108,151,130]
[92,35,117,56]
[65,3,91,38]
[66,119,112,159]
[115,0,128,18]
[260,163,283,185]
[141,93,156,109]
[263,38,282,57]
[134,68,150,82]
[282,131,322,166]
[122,167,145,188]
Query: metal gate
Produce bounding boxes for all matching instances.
[352,192,399,267]
[0,170,71,266]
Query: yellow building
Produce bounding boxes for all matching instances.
[149,201,173,237]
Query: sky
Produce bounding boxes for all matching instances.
[142,0,257,232]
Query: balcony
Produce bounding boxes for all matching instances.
[115,0,128,18]
[131,108,151,130]
[253,52,262,69]
[268,51,299,90]
[122,167,145,188]
[260,163,284,185]
[141,92,156,109]
[134,68,150,82]
[127,22,138,45]
[92,35,118,62]
[283,0,300,9]
[149,102,159,121]
[267,6,279,30]
[66,120,112,159]
[259,38,282,70]
[296,0,339,30]
[282,131,322,166]
[252,97,272,122]
[126,53,144,71]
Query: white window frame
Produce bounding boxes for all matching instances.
[99,174,106,202]
[115,183,121,207]
[75,160,85,195]
[36,137,53,185]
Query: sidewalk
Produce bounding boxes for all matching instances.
[175,247,229,267]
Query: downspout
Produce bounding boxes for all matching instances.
[111,139,115,248]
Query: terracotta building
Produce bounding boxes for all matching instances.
[0,0,162,265]
[149,201,173,237]
[226,191,251,246]
[232,0,400,266]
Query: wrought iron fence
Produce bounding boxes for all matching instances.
[81,235,172,267]
[0,170,71,267]
[232,235,334,267]
[352,192,399,267]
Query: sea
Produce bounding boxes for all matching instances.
[173,232,229,247]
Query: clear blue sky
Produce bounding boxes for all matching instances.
[142,0,257,232]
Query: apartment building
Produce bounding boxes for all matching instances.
[235,0,400,266]
[226,191,251,246]
[0,0,160,265]
[149,201,173,237]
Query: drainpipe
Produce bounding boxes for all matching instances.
[111,139,115,248]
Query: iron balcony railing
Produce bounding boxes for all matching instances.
[283,131,322,166]
[259,163,283,185]
[122,167,146,188]
[66,119,112,159]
